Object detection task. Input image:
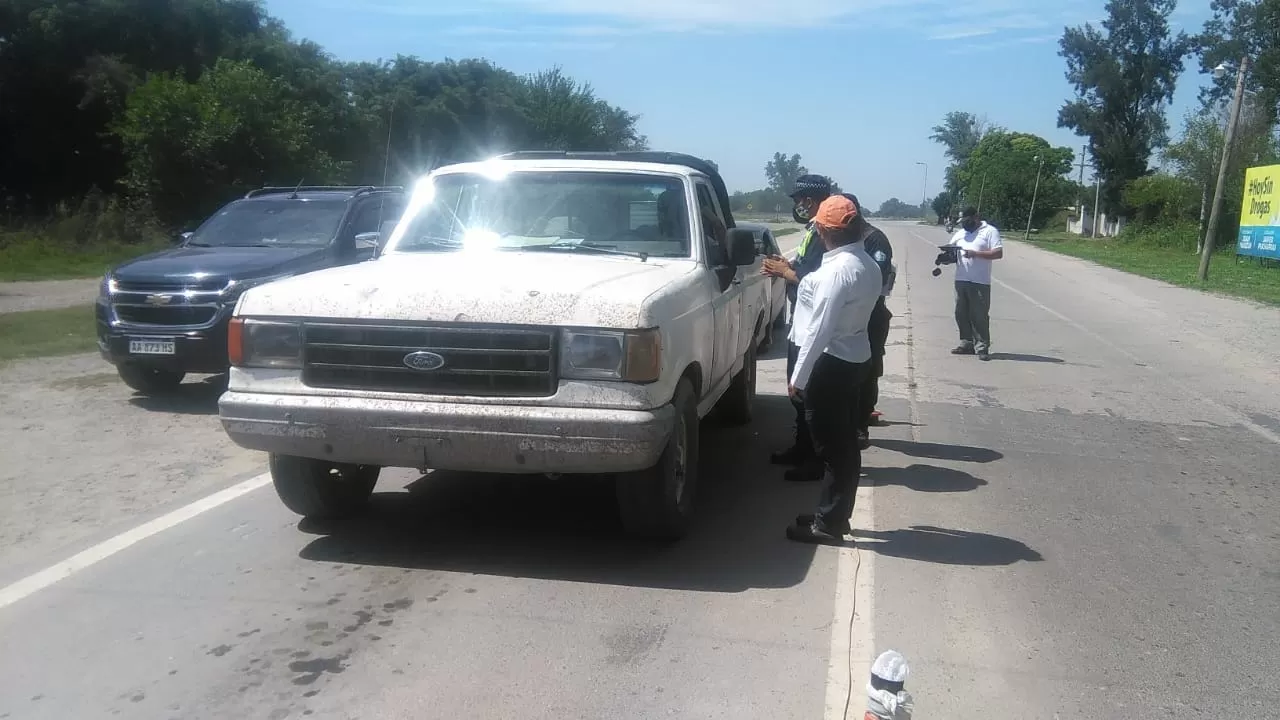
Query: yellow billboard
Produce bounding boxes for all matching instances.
[1237,163,1280,259]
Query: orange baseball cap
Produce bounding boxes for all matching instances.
[813,194,858,229]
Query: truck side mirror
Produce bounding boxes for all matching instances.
[354,231,380,249]
[177,231,193,245]
[726,228,756,266]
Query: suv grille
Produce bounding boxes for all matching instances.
[115,305,218,326]
[302,322,557,397]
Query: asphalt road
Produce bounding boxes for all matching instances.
[2,221,1278,719]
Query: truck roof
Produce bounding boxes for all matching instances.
[440,151,738,228]
[241,186,405,202]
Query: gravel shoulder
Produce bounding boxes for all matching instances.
[0,355,262,583]
[0,278,100,314]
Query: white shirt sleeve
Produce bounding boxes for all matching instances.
[987,225,1003,250]
[949,230,964,246]
[789,270,843,391]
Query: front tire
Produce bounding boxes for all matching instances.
[269,454,380,520]
[717,342,757,426]
[616,378,699,540]
[117,364,185,394]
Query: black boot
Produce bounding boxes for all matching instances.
[770,445,809,466]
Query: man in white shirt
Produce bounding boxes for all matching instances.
[947,206,1004,361]
[785,195,883,545]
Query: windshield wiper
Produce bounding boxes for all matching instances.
[529,242,649,262]
[402,237,463,252]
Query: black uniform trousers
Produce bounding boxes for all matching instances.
[786,339,813,458]
[802,352,871,533]
[856,297,893,432]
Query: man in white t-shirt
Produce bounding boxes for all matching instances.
[947,206,1004,361]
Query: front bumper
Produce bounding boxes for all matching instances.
[95,300,231,374]
[218,391,676,474]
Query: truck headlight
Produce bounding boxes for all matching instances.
[559,328,661,383]
[228,318,302,369]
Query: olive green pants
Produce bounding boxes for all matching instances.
[954,280,992,353]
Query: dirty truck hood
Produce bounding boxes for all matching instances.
[237,251,694,327]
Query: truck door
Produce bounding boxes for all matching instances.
[696,181,741,390]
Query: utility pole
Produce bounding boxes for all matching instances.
[1076,145,1087,231]
[1024,155,1046,242]
[915,162,928,218]
[1198,55,1251,282]
[1092,172,1102,237]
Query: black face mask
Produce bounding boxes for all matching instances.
[962,218,980,232]
[792,202,811,225]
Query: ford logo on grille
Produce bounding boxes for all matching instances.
[402,351,446,372]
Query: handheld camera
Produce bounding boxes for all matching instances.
[932,245,961,277]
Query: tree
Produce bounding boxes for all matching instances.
[955,131,1076,231]
[930,112,997,166]
[113,58,344,224]
[1198,0,1280,126]
[0,0,647,231]
[1163,106,1280,244]
[876,198,924,218]
[764,152,808,193]
[1057,0,1194,209]
[931,191,955,223]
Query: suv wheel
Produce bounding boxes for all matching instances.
[269,454,380,520]
[616,378,699,540]
[717,341,757,426]
[117,364,185,394]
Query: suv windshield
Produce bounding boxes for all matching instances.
[394,171,691,258]
[191,199,348,247]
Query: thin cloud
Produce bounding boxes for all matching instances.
[930,28,998,40]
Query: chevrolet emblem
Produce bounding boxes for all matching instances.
[145,294,173,305]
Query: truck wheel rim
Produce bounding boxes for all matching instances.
[672,416,688,504]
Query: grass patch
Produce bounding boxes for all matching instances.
[1022,231,1280,306]
[0,237,166,281]
[0,305,99,362]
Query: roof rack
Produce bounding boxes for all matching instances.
[493,151,735,226]
[243,185,405,199]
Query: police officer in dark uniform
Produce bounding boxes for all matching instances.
[841,194,895,450]
[761,174,833,481]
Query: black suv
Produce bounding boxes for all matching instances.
[96,186,406,394]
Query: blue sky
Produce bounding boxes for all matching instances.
[265,0,1215,210]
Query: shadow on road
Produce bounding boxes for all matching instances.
[298,392,820,593]
[989,352,1064,364]
[872,438,1003,464]
[127,374,227,415]
[866,464,987,493]
[856,525,1043,566]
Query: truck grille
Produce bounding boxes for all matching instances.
[302,322,557,397]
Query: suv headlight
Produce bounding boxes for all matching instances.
[559,328,661,383]
[228,318,302,369]
[99,274,118,297]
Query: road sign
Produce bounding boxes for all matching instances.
[1237,163,1279,260]
[746,203,753,211]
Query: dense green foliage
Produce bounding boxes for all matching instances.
[1057,0,1194,208]
[0,0,644,232]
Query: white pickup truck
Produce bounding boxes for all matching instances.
[218,151,771,539]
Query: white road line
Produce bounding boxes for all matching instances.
[0,473,271,611]
[825,490,875,720]
[907,228,1280,447]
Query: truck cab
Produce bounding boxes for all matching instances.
[218,152,770,539]
[95,186,405,394]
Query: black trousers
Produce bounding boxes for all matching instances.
[802,352,870,533]
[786,340,813,457]
[857,298,893,432]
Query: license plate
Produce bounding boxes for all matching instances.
[129,339,176,355]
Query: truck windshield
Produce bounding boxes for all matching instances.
[394,171,691,258]
[191,199,348,247]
